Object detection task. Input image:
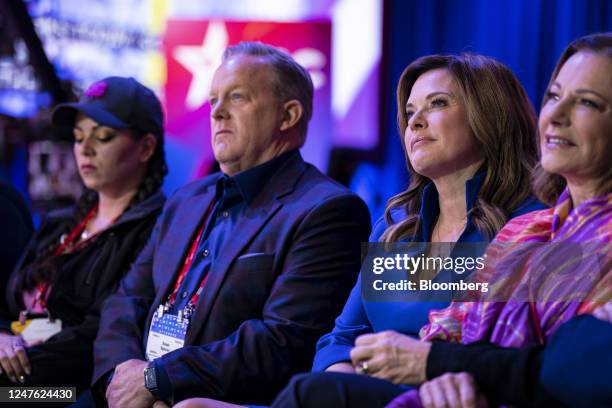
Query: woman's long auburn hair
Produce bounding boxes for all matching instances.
[532,32,612,206]
[381,53,539,242]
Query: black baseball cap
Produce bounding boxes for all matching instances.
[51,76,164,142]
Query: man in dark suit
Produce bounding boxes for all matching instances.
[94,42,371,407]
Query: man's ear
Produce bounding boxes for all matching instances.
[279,100,303,132]
[139,133,158,163]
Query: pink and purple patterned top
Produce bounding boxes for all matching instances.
[420,189,612,348]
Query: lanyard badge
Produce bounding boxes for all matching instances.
[146,308,188,361]
[12,311,62,345]
[146,201,216,360]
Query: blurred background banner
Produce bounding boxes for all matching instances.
[0,0,610,224]
[1,0,382,217]
[163,19,332,182]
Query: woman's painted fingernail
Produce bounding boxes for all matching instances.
[25,367,31,375]
[10,376,16,383]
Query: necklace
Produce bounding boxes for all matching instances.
[432,219,466,243]
[55,205,98,256]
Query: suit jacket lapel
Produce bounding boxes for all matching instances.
[186,153,307,342]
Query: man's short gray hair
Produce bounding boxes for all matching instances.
[223,42,314,142]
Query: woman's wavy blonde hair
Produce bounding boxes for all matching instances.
[532,32,612,206]
[381,53,538,242]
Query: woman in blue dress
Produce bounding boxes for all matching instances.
[272,53,546,408]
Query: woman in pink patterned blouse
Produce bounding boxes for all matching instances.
[388,32,612,408]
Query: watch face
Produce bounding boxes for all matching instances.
[144,367,157,389]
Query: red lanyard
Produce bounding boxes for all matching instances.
[54,205,98,256]
[167,201,216,307]
[32,205,99,310]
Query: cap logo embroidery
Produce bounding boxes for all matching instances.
[85,81,108,98]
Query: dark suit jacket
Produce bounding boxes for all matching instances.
[0,181,33,294]
[93,153,371,404]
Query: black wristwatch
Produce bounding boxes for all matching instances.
[143,363,160,399]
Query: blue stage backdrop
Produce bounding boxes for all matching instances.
[355,0,612,222]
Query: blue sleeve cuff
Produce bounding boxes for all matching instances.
[153,359,173,403]
[312,344,352,372]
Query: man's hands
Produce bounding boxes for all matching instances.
[106,359,155,408]
[349,330,430,384]
[0,333,30,383]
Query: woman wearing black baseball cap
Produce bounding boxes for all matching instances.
[0,77,167,394]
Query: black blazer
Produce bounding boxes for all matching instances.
[93,153,371,404]
[0,190,165,390]
[0,181,33,302]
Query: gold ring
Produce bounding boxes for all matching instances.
[357,361,369,375]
